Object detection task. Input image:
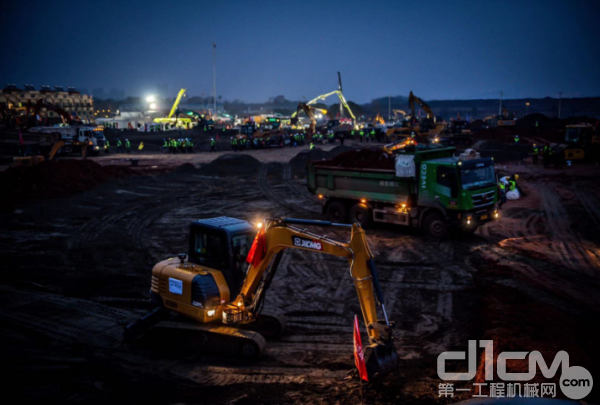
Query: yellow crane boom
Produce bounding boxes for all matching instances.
[168,88,187,118]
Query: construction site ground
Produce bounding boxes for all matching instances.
[1,136,600,404]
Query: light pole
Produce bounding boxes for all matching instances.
[525,102,530,116]
[212,43,217,118]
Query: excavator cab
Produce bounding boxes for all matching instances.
[188,217,256,297]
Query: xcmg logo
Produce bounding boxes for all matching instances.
[291,236,322,251]
[437,340,593,400]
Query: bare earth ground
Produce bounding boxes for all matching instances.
[1,141,599,404]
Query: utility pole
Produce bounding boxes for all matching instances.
[388,95,391,121]
[212,43,217,118]
[558,92,562,118]
[498,90,503,116]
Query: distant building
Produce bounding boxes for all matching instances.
[0,84,94,123]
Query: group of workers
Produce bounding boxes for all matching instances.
[514,135,566,169]
[497,174,519,209]
[163,138,194,153]
[352,128,379,143]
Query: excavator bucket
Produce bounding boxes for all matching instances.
[364,342,399,380]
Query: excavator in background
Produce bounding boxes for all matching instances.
[153,89,193,128]
[290,102,328,137]
[483,107,515,128]
[292,72,357,137]
[385,92,444,142]
[236,116,285,148]
[12,131,90,167]
[393,110,407,121]
[125,216,399,380]
[563,123,600,161]
[374,114,385,125]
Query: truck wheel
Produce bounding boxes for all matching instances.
[423,213,447,237]
[349,204,371,227]
[327,201,348,223]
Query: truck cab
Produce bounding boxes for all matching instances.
[417,156,498,233]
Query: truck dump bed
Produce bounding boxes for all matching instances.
[307,146,456,204]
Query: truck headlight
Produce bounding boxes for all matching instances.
[207,309,216,317]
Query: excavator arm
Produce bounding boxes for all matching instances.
[233,218,398,378]
[291,90,356,123]
[168,88,187,119]
[290,103,327,136]
[408,91,434,120]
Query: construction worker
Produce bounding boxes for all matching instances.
[181,138,187,153]
[105,139,110,154]
[370,129,376,142]
[230,137,237,152]
[116,138,123,153]
[497,180,507,209]
[542,142,550,168]
[508,176,517,192]
[163,139,168,153]
[310,142,315,150]
[359,129,364,142]
[531,143,539,164]
[514,134,520,144]
[187,138,193,153]
[125,139,131,154]
[210,138,216,152]
[339,133,345,146]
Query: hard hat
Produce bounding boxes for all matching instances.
[211,138,214,140]
[514,174,519,180]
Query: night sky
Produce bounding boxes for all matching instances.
[1,0,599,103]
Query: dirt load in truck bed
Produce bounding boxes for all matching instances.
[312,148,395,170]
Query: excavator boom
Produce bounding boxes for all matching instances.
[168,88,187,118]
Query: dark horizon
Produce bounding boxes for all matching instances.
[2,0,599,103]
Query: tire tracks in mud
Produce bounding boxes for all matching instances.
[538,183,597,275]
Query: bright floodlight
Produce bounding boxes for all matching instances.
[149,103,157,110]
[146,95,156,103]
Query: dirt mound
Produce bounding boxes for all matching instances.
[289,145,355,172]
[200,153,261,176]
[313,148,394,170]
[0,160,136,210]
[173,163,198,173]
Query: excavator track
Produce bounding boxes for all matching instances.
[150,319,267,360]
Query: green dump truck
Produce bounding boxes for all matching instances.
[307,146,499,236]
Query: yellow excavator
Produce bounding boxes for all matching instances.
[125,217,399,380]
[386,92,444,142]
[153,89,192,128]
[290,102,328,137]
